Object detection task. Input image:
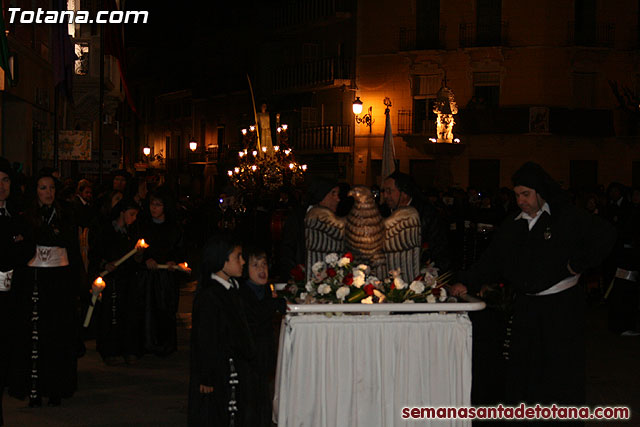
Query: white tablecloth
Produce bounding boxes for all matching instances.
[274,313,472,427]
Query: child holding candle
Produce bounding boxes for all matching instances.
[188,234,255,427]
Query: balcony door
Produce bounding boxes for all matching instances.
[476,0,502,46]
[416,0,440,49]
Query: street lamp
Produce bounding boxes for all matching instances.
[143,146,151,156]
[353,97,373,133]
[189,141,198,152]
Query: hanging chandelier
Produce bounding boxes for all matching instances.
[227,123,307,192]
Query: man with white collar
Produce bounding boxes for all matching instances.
[451,162,616,408]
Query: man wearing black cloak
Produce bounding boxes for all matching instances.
[451,162,616,408]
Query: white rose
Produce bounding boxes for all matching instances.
[403,299,415,304]
[394,277,407,290]
[356,264,369,272]
[409,281,425,294]
[366,275,380,285]
[353,275,365,288]
[426,294,436,303]
[325,253,339,266]
[361,296,374,304]
[305,281,315,293]
[317,284,331,295]
[300,292,308,300]
[438,287,448,302]
[312,261,326,274]
[336,286,350,301]
[424,273,436,287]
[338,257,350,267]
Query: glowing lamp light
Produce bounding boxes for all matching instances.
[239,151,244,157]
[274,146,280,151]
[282,124,288,130]
[252,150,258,156]
[227,170,233,176]
[189,141,197,152]
[234,167,240,173]
[284,149,291,155]
[249,125,256,132]
[143,146,151,156]
[261,146,267,153]
[453,138,461,143]
[429,138,437,143]
[241,128,248,135]
[302,164,308,171]
[251,165,257,171]
[288,163,295,169]
[352,97,364,115]
[277,127,282,133]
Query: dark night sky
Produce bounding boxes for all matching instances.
[123,1,263,96]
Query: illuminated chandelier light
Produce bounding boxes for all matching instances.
[227,125,307,192]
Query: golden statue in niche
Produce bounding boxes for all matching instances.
[433,84,458,143]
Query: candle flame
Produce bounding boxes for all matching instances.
[94,277,104,285]
[270,284,275,292]
[137,239,149,249]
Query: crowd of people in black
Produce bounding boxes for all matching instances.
[0,155,638,426]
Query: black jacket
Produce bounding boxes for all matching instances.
[459,201,616,295]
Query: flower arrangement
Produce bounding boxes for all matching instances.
[284,252,453,304]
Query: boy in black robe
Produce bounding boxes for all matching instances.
[188,235,255,426]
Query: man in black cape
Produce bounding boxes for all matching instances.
[451,162,616,408]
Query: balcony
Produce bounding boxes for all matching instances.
[289,125,351,152]
[459,22,509,48]
[567,22,615,48]
[399,26,446,51]
[271,56,353,92]
[272,0,352,31]
[397,110,436,135]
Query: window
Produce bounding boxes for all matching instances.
[476,0,502,46]
[574,0,596,46]
[473,72,500,107]
[416,0,440,49]
[412,98,437,134]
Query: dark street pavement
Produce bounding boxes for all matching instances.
[3,286,639,426]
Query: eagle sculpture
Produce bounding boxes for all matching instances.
[304,185,421,282]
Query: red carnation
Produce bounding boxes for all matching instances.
[290,265,305,282]
[344,252,354,262]
[390,282,396,290]
[343,273,354,286]
[327,268,337,278]
[364,284,374,296]
[431,287,441,297]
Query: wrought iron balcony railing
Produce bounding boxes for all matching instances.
[459,21,509,48]
[399,26,447,51]
[271,56,353,91]
[289,125,351,152]
[567,22,615,48]
[397,110,436,135]
[272,0,352,30]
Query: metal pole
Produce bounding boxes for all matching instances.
[98,15,104,184]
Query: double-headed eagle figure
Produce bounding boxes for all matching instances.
[305,185,421,282]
